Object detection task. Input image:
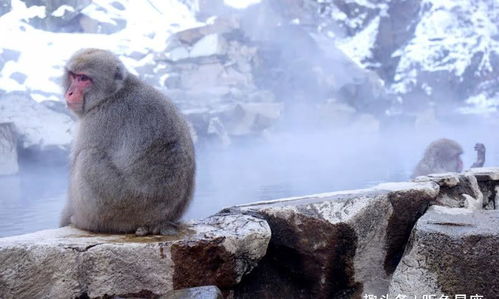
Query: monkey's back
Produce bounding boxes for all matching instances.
[70,74,195,233]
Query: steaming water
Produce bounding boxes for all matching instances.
[0,126,497,238]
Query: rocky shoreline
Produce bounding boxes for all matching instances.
[1,168,497,298]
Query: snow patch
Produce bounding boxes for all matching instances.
[224,0,261,9]
[336,16,380,68]
[51,5,74,17]
[0,0,204,101]
[392,0,499,94]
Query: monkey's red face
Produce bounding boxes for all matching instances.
[65,72,92,112]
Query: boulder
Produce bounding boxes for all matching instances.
[0,214,270,298]
[183,102,282,145]
[388,206,499,298]
[468,167,499,209]
[0,122,18,175]
[414,172,483,209]
[226,181,439,298]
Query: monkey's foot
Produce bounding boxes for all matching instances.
[135,222,179,236]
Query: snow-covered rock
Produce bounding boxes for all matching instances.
[0,92,73,158]
[0,214,271,298]
[317,0,499,114]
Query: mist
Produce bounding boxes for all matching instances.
[1,0,498,237]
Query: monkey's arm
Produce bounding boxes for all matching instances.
[471,143,486,168]
[77,148,128,200]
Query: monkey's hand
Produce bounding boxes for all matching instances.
[471,143,486,168]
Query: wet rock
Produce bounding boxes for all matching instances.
[0,122,18,176]
[164,285,223,299]
[227,181,439,298]
[414,172,484,209]
[388,206,499,298]
[0,214,270,298]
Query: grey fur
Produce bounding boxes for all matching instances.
[60,49,195,235]
[411,138,463,178]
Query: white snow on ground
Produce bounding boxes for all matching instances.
[392,0,499,94]
[0,0,203,99]
[51,5,74,17]
[224,0,261,9]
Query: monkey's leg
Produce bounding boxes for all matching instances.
[59,200,74,227]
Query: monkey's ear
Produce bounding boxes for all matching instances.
[114,67,123,80]
[114,64,127,81]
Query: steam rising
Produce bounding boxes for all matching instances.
[1,0,498,237]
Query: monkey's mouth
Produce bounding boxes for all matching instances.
[66,100,84,113]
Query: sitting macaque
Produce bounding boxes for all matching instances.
[60,49,195,235]
[470,143,486,168]
[412,138,463,178]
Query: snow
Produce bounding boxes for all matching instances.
[0,0,204,101]
[224,0,261,9]
[459,93,499,114]
[336,16,380,68]
[392,0,499,94]
[0,95,74,148]
[51,5,74,18]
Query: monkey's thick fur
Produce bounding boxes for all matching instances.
[60,49,195,235]
[411,138,463,178]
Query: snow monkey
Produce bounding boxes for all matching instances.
[60,48,195,235]
[411,138,463,178]
[470,143,486,168]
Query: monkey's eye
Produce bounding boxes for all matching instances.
[79,74,91,82]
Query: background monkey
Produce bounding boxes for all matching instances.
[411,138,463,178]
[470,143,486,168]
[60,48,195,235]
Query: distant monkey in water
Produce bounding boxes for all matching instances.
[60,48,195,235]
[411,138,463,178]
[470,143,486,168]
